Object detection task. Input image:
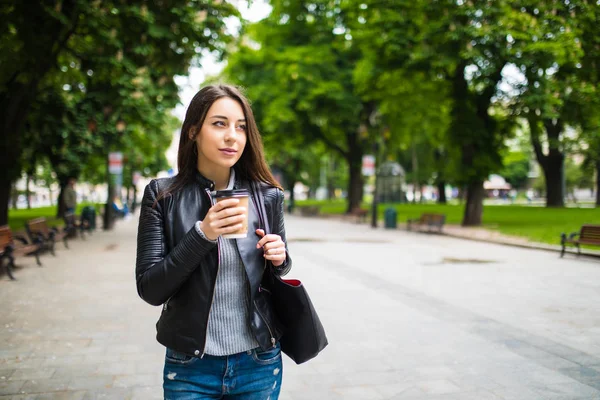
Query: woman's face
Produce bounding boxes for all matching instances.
[194,97,247,174]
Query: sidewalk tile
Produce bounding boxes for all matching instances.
[66,376,113,391]
[10,368,56,381]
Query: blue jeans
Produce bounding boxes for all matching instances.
[163,343,283,400]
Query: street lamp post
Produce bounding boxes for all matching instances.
[371,140,380,229]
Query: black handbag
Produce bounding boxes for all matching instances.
[252,182,328,364]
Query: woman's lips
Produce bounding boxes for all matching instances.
[219,149,237,156]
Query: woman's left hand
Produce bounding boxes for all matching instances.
[255,229,286,267]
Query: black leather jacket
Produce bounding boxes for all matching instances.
[135,171,291,357]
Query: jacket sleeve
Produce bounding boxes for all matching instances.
[269,188,292,276]
[135,180,217,306]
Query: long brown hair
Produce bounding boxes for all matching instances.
[157,84,282,202]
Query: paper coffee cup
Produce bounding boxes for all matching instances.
[213,189,249,239]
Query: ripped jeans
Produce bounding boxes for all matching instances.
[163,343,283,400]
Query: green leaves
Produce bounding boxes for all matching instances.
[2,0,238,185]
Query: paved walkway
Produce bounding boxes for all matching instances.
[1,214,599,399]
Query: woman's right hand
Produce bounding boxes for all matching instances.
[199,199,246,241]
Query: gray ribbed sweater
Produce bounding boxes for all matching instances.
[195,169,259,356]
[203,237,259,355]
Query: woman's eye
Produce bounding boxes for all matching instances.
[237,124,247,131]
[213,121,226,127]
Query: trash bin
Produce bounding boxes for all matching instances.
[81,205,96,231]
[384,207,397,229]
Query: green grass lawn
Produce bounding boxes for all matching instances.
[294,200,600,246]
[7,203,101,232]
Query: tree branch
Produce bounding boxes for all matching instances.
[312,127,349,158]
[529,114,546,167]
[49,0,81,62]
[478,61,507,115]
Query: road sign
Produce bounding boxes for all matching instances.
[362,155,376,176]
[109,152,123,174]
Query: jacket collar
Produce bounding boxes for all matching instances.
[194,170,215,190]
[194,168,245,191]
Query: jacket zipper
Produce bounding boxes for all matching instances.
[255,298,276,348]
[201,188,220,358]
[163,296,172,311]
[258,285,271,294]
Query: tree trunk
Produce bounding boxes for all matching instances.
[56,182,67,218]
[10,182,19,209]
[26,174,31,209]
[0,184,9,226]
[104,158,116,230]
[462,181,485,226]
[529,115,565,208]
[434,147,447,204]
[1,86,31,222]
[346,132,363,213]
[347,157,363,213]
[437,181,447,204]
[596,161,600,207]
[327,158,336,201]
[543,156,565,207]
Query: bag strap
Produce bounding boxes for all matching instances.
[252,181,271,235]
[252,181,275,277]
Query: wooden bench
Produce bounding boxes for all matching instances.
[407,213,446,233]
[561,224,600,257]
[299,206,320,217]
[0,225,42,280]
[25,217,69,256]
[350,207,369,223]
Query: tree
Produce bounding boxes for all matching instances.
[224,0,369,213]
[0,0,237,225]
[507,1,597,207]
[346,0,519,225]
[572,1,600,205]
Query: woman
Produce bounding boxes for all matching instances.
[136,84,291,399]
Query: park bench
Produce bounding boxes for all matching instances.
[407,213,446,233]
[350,207,369,223]
[299,206,320,217]
[0,225,42,280]
[25,217,68,256]
[560,224,600,257]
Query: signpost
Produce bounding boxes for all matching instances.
[108,152,123,174]
[362,155,376,177]
[104,152,123,230]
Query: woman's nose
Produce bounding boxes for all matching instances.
[224,125,237,141]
